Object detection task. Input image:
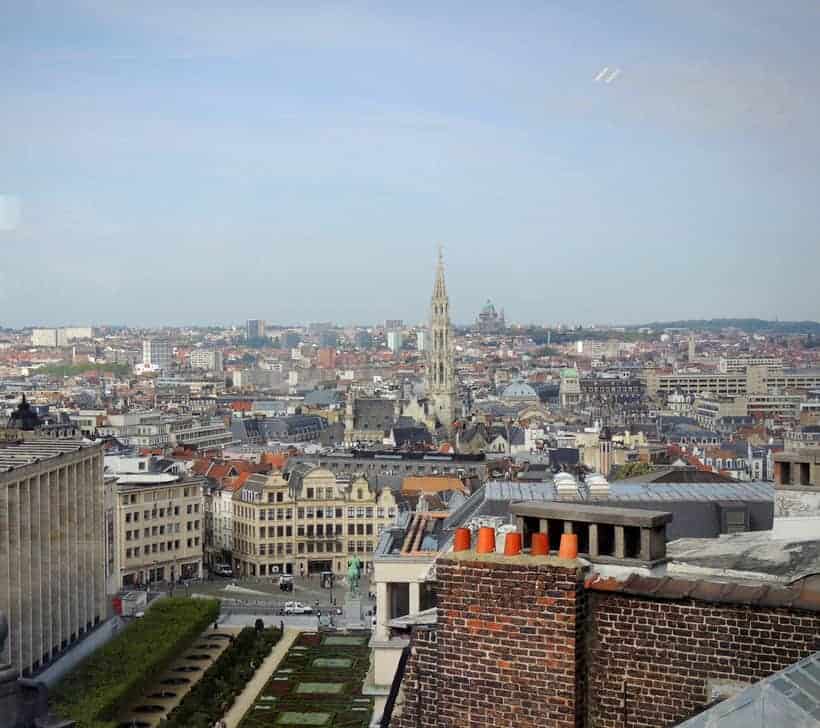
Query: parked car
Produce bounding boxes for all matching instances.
[213,564,233,577]
[278,575,294,592]
[283,601,313,615]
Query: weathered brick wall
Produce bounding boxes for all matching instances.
[391,627,439,728]
[401,554,587,728]
[587,591,820,728]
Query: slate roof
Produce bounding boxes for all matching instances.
[677,651,820,727]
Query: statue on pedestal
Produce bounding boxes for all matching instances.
[347,555,362,597]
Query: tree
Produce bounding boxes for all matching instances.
[611,462,653,481]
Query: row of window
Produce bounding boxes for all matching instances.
[124,537,199,558]
[124,520,200,540]
[124,503,199,522]
[237,540,376,557]
[237,505,395,521]
[123,486,200,505]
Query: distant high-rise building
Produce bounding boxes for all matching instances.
[282,331,301,348]
[385,319,404,331]
[142,338,172,371]
[387,331,403,354]
[688,333,696,362]
[246,319,266,340]
[417,330,428,352]
[354,330,373,349]
[317,347,337,369]
[428,248,457,432]
[189,349,223,372]
[318,331,338,348]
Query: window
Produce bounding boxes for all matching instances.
[306,488,314,499]
[366,507,373,519]
[348,507,355,518]
[126,548,132,558]
[306,508,314,518]
[125,513,132,523]
[348,524,355,535]
[276,492,283,502]
[335,508,342,518]
[297,508,304,519]
[298,525,305,537]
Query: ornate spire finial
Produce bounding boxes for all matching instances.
[437,243,444,265]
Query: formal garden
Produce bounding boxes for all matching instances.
[238,632,373,728]
[51,597,220,728]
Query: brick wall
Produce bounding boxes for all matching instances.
[391,627,439,728]
[389,555,820,728]
[586,591,820,727]
[393,553,587,728]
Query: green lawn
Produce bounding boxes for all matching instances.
[51,597,219,728]
[238,632,373,728]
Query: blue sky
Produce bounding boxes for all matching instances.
[2,1,819,327]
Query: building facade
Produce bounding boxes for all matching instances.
[232,465,397,577]
[114,478,205,588]
[142,338,172,371]
[189,349,224,372]
[0,440,106,677]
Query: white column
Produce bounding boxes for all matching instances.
[376,581,389,640]
[409,581,421,616]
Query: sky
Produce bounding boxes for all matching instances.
[2,1,820,328]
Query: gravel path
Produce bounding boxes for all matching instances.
[222,627,302,728]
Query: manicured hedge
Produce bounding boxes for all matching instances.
[159,626,281,728]
[51,597,220,728]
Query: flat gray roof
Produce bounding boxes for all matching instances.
[0,439,94,473]
[511,501,673,527]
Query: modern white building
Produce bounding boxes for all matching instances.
[0,440,107,677]
[142,338,172,372]
[387,331,403,354]
[416,330,428,352]
[189,349,224,372]
[30,327,94,347]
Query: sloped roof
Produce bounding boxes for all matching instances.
[677,651,820,727]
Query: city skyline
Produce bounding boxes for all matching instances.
[3,1,820,326]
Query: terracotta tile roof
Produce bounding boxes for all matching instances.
[585,573,820,612]
[402,475,466,494]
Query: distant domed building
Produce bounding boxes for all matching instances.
[476,299,505,333]
[501,380,539,404]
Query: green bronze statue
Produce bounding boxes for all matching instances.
[347,555,362,597]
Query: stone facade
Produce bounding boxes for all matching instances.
[427,249,457,435]
[233,467,397,576]
[0,441,107,678]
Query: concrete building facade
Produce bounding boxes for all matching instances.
[0,441,106,678]
[114,478,205,588]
